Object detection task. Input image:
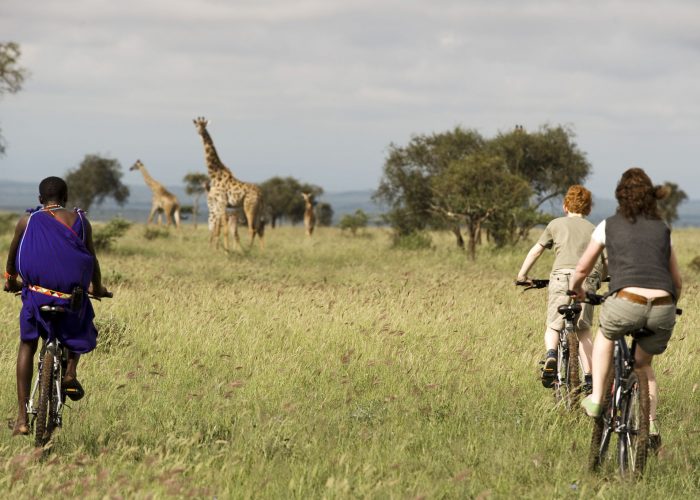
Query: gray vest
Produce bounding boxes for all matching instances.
[606,214,676,298]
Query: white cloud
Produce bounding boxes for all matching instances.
[1,0,699,194]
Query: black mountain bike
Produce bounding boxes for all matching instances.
[585,292,682,478]
[24,293,108,448]
[516,279,582,408]
[26,304,75,447]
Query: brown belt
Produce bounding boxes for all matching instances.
[616,290,674,306]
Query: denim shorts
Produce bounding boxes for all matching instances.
[599,294,676,355]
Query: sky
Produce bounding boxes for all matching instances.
[1,0,699,197]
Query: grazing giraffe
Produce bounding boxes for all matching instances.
[302,192,316,237]
[129,159,181,228]
[192,117,265,251]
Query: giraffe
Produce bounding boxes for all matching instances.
[129,159,181,228]
[192,117,265,251]
[302,192,316,237]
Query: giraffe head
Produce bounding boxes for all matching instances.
[193,117,210,136]
[130,159,144,172]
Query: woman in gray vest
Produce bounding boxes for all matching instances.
[570,167,682,443]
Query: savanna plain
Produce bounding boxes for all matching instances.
[1,222,699,499]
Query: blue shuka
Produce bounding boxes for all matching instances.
[16,208,98,353]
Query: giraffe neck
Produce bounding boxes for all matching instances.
[138,165,165,192]
[199,128,230,177]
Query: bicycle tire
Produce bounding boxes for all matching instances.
[589,370,614,471]
[566,331,580,407]
[34,349,55,448]
[554,339,569,405]
[618,369,650,477]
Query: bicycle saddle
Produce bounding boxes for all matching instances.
[557,303,582,316]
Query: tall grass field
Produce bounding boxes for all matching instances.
[1,221,699,498]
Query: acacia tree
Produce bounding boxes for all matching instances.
[65,155,129,211]
[183,171,209,228]
[374,127,485,246]
[260,176,323,227]
[430,154,531,260]
[376,124,590,249]
[658,182,688,227]
[488,124,590,208]
[317,202,334,226]
[0,42,29,156]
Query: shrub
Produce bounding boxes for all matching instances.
[143,227,170,240]
[690,256,700,273]
[392,231,433,250]
[93,217,131,251]
[339,209,369,235]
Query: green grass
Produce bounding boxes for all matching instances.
[1,224,699,498]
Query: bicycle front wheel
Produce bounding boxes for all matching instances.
[589,370,614,472]
[618,368,650,478]
[34,349,55,448]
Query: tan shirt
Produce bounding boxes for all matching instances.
[537,215,602,275]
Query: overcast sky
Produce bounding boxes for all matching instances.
[1,0,699,197]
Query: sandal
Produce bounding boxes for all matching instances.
[62,378,85,401]
[541,354,557,388]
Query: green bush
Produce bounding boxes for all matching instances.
[93,217,131,251]
[690,255,700,273]
[143,227,171,240]
[338,209,369,235]
[392,231,433,250]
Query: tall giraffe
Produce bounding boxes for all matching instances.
[129,159,181,228]
[302,192,316,237]
[192,117,265,251]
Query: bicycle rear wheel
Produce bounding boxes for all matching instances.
[589,370,614,472]
[618,368,650,477]
[554,332,580,409]
[34,349,55,448]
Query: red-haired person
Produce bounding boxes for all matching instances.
[571,168,681,446]
[517,185,604,390]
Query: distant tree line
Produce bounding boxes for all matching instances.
[374,124,687,259]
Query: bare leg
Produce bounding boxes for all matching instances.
[577,327,593,374]
[544,327,559,351]
[634,347,657,420]
[590,329,614,405]
[14,338,38,435]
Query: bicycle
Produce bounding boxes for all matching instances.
[516,279,583,409]
[29,304,69,448]
[21,292,108,448]
[585,291,682,478]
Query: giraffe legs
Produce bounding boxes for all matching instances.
[173,207,181,229]
[147,205,159,225]
[244,202,265,250]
